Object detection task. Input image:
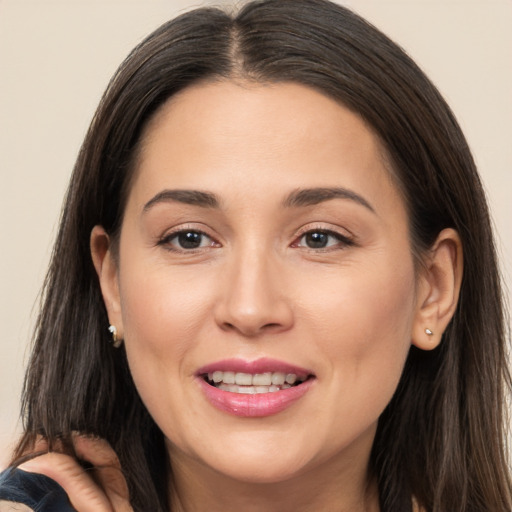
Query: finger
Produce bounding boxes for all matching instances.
[72,435,131,511]
[72,435,121,470]
[21,435,71,459]
[16,436,49,465]
[19,452,114,512]
[32,436,49,453]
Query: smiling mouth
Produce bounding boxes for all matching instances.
[203,371,311,394]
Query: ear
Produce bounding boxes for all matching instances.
[412,228,463,350]
[90,225,123,339]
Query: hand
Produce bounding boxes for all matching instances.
[18,435,132,512]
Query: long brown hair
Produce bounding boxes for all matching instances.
[14,1,511,510]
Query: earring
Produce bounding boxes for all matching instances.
[425,328,434,336]
[108,325,122,348]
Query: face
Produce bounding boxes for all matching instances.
[101,81,423,486]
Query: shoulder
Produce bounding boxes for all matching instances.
[0,467,74,512]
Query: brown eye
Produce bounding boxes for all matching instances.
[176,231,204,249]
[162,230,214,250]
[303,231,329,248]
[296,230,353,250]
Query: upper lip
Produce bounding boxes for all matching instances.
[196,358,313,379]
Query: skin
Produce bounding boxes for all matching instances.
[19,81,462,512]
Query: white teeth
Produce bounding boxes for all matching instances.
[217,384,291,394]
[218,384,238,392]
[223,371,235,384]
[285,374,296,384]
[252,372,272,386]
[207,370,308,393]
[271,373,286,385]
[238,386,256,394]
[235,372,253,386]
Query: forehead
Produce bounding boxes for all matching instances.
[140,80,380,160]
[129,80,403,217]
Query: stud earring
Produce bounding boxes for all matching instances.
[108,324,122,348]
[425,328,434,336]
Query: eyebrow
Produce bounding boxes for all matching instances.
[143,189,220,212]
[142,186,375,214]
[283,187,376,213]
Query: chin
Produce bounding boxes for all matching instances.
[211,456,312,485]
[176,431,318,485]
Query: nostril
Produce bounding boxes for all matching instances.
[262,322,282,331]
[220,321,285,336]
[221,322,235,332]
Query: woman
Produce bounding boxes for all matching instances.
[1,0,510,510]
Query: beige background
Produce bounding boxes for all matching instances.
[1,0,511,468]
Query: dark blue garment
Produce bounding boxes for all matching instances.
[0,467,74,511]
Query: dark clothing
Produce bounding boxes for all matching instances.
[0,467,74,511]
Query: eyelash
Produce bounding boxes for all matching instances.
[292,227,355,251]
[158,227,219,252]
[157,226,354,253]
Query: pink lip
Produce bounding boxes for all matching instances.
[196,357,312,378]
[196,358,315,418]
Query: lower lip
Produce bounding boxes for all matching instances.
[198,377,315,417]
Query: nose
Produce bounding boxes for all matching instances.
[214,249,294,337]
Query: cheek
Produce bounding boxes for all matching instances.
[115,255,221,421]
[301,254,417,417]
[314,251,416,351]
[116,262,221,444]
[119,262,216,355]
